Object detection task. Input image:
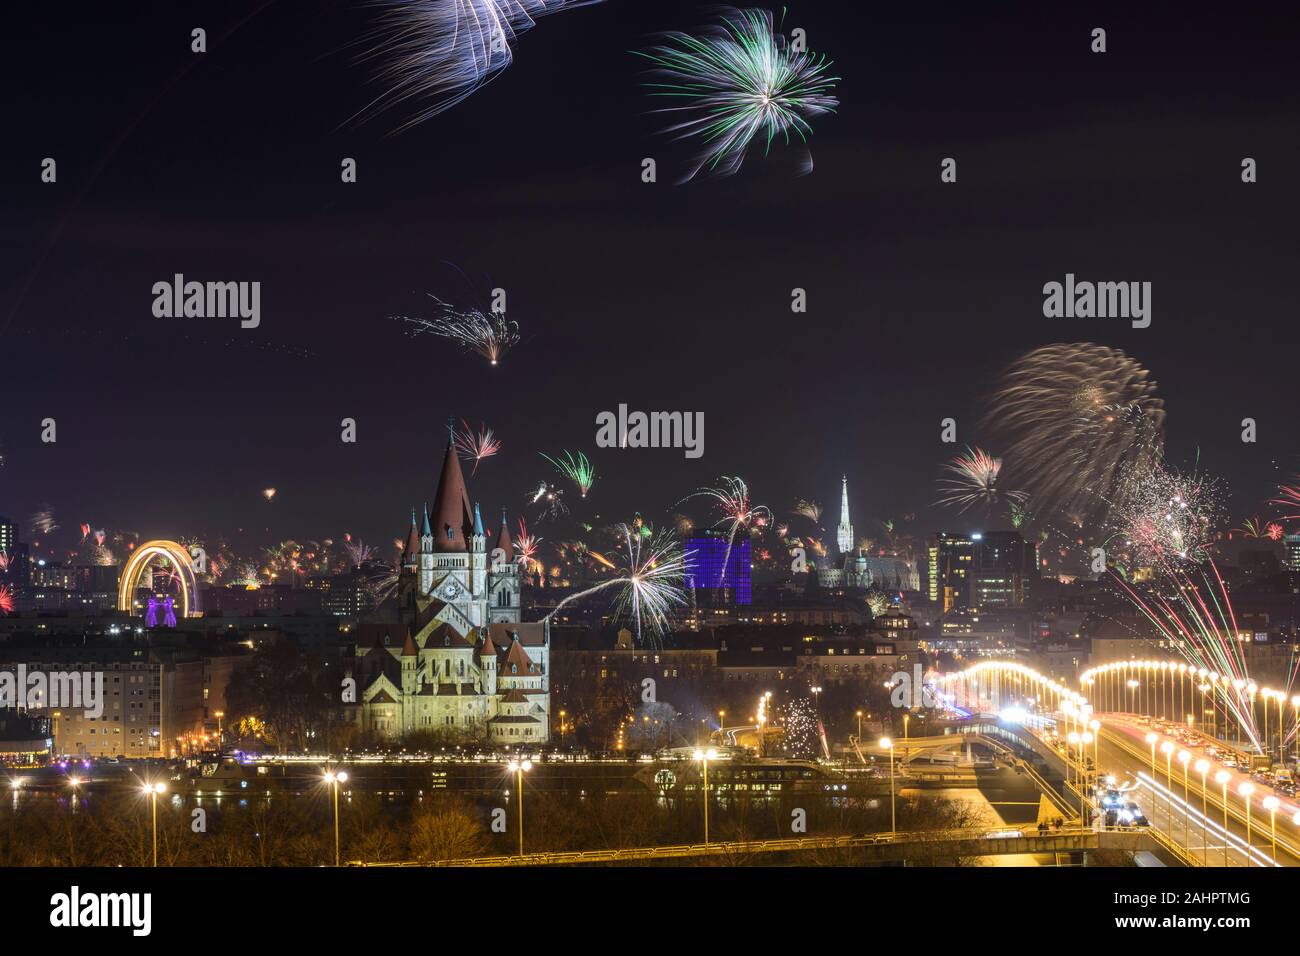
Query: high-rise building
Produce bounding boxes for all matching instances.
[971,531,1038,608]
[684,531,752,605]
[929,532,975,612]
[1285,534,1300,572]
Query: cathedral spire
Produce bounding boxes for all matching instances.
[837,475,854,555]
[430,439,474,552]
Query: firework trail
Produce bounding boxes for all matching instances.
[79,523,91,543]
[360,564,400,604]
[637,6,839,181]
[396,295,520,366]
[453,420,502,475]
[936,446,1026,513]
[542,450,595,498]
[0,585,13,615]
[986,343,1165,529]
[351,0,605,130]
[1269,478,1300,523]
[526,480,568,521]
[0,551,9,573]
[543,524,689,643]
[1008,501,1031,529]
[30,507,57,537]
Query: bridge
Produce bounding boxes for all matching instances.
[352,825,1164,868]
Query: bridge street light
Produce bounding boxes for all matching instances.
[1194,759,1210,865]
[1263,795,1280,861]
[1238,781,1255,862]
[1215,770,1231,866]
[1177,751,1191,842]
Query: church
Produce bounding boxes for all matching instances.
[346,439,550,746]
[817,476,875,590]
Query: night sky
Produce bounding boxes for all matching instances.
[2,0,1298,554]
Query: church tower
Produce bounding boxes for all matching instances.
[837,475,854,555]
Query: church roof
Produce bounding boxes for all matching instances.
[420,620,475,650]
[487,622,546,648]
[430,439,475,553]
[502,637,539,674]
[402,509,420,562]
[478,632,498,658]
[369,689,397,704]
[500,689,530,703]
[495,509,513,554]
[401,632,418,657]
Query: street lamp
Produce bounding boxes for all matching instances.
[692,749,717,844]
[1177,750,1191,839]
[142,781,167,867]
[856,710,863,740]
[1263,795,1280,861]
[323,770,348,866]
[1194,759,1210,865]
[1239,781,1255,861]
[506,759,532,856]
[880,737,896,837]
[1215,770,1231,866]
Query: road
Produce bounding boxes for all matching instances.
[1091,715,1294,867]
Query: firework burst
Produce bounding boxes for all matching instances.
[527,480,568,521]
[936,446,1026,513]
[453,420,503,475]
[1108,459,1223,567]
[987,343,1165,528]
[792,498,822,524]
[396,296,519,366]
[544,524,689,643]
[542,450,595,498]
[0,585,13,615]
[681,476,770,588]
[513,516,541,574]
[344,539,377,566]
[637,6,840,181]
[352,0,605,130]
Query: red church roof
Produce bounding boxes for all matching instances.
[430,439,475,553]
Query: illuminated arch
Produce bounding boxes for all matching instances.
[117,539,201,619]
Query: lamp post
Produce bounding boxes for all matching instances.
[1194,759,1209,865]
[692,749,716,844]
[1079,732,1094,826]
[856,710,863,740]
[506,758,532,856]
[323,769,348,866]
[1215,770,1231,866]
[1177,750,1191,840]
[215,710,224,752]
[1239,781,1255,863]
[880,737,896,837]
[142,781,166,867]
[1263,795,1280,862]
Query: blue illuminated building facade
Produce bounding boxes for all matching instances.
[684,533,751,605]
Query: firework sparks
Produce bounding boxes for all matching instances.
[526,480,568,521]
[544,524,689,643]
[344,539,377,566]
[542,450,595,498]
[395,295,519,366]
[936,447,1026,513]
[453,420,503,475]
[987,343,1165,529]
[1269,478,1300,523]
[263,488,277,503]
[1109,459,1223,566]
[352,0,604,130]
[637,6,839,181]
[513,516,541,573]
[0,585,13,615]
[681,476,770,588]
[793,499,822,524]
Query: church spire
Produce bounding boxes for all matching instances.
[837,475,854,555]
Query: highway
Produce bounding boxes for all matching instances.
[1083,715,1296,866]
